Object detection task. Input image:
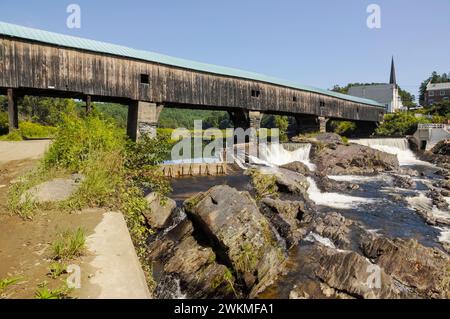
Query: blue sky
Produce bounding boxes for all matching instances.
[1,0,449,100]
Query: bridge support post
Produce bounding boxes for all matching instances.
[318,116,329,133]
[127,101,163,141]
[249,111,262,130]
[7,88,19,133]
[85,95,92,114]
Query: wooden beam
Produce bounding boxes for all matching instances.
[7,88,19,132]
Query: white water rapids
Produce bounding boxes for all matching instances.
[306,177,376,209]
[233,143,316,170]
[350,138,432,166]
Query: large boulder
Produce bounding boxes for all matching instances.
[144,192,176,229]
[361,236,450,298]
[184,185,285,296]
[255,167,311,199]
[431,140,450,156]
[312,143,399,175]
[148,219,236,299]
[315,249,406,299]
[280,161,311,176]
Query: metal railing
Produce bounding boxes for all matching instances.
[418,123,450,130]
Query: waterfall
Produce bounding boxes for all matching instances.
[350,138,430,166]
[252,143,316,170]
[306,177,375,209]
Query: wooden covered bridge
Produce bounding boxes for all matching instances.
[0,22,385,140]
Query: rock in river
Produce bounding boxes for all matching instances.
[148,219,236,299]
[144,192,176,229]
[184,185,285,296]
[312,142,399,175]
[361,236,450,298]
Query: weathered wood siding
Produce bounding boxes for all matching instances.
[0,37,384,122]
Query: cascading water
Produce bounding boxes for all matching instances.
[306,177,376,209]
[258,143,316,170]
[233,143,316,170]
[350,138,431,166]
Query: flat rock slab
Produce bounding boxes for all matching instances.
[21,175,83,203]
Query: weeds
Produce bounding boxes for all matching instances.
[51,228,86,260]
[0,276,23,292]
[47,263,67,279]
[34,282,72,299]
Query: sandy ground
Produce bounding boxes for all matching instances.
[0,140,52,163]
[0,142,151,299]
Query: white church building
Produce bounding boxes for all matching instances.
[348,58,403,113]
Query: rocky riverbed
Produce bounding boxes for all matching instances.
[144,134,450,299]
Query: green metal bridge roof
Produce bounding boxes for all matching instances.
[0,21,384,108]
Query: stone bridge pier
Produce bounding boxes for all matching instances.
[127,101,164,141]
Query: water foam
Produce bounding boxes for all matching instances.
[328,175,391,183]
[306,177,376,209]
[406,193,450,223]
[233,143,316,170]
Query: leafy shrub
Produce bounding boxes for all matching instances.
[376,112,430,137]
[0,121,56,140]
[330,121,357,137]
[44,112,125,171]
[19,121,57,139]
[0,111,8,135]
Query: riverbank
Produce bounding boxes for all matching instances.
[0,143,150,299]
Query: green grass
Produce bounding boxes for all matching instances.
[0,121,57,141]
[51,228,86,260]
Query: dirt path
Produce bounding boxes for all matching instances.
[0,142,151,299]
[0,140,51,163]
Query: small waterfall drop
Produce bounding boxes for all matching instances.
[234,143,316,170]
[306,177,376,209]
[350,138,430,166]
[258,143,316,170]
